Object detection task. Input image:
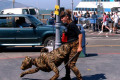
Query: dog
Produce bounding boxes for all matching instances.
[20,40,82,80]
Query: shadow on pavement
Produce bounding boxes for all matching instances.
[22,73,106,80]
[116,32,120,34]
[72,73,107,80]
[0,47,43,52]
[22,78,43,80]
[86,53,98,57]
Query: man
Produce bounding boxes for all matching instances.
[111,12,119,34]
[60,9,83,80]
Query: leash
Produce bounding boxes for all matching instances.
[59,52,79,72]
[59,42,88,72]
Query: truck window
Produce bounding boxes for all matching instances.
[0,11,4,14]
[15,17,32,28]
[23,9,29,14]
[29,9,36,15]
[0,17,13,28]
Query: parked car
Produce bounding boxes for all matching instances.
[0,14,63,49]
[0,7,40,19]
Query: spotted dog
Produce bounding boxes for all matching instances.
[20,40,82,80]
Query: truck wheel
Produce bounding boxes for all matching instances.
[0,46,6,52]
[44,36,55,47]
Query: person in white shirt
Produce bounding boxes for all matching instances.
[111,12,119,33]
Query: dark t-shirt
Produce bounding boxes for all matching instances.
[66,21,81,42]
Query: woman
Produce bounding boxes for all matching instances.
[99,12,112,34]
[60,9,83,80]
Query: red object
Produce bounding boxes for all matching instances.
[62,33,67,42]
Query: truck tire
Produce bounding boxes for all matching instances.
[0,46,6,52]
[44,36,55,47]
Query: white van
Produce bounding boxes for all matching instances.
[0,7,40,19]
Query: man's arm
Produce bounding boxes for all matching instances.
[77,34,82,52]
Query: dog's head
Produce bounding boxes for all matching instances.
[21,56,33,70]
[41,48,49,52]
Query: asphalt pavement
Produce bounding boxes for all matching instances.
[0,52,120,80]
[85,29,120,37]
[0,28,120,80]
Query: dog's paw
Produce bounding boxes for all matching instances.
[20,73,25,77]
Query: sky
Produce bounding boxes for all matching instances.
[8,0,81,10]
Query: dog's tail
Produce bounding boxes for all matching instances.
[40,48,49,52]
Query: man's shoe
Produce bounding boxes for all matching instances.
[98,31,103,34]
[109,30,112,33]
[61,76,72,80]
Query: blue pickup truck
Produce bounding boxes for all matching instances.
[0,14,64,49]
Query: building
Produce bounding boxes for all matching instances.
[74,0,120,14]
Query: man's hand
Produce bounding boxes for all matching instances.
[77,46,82,53]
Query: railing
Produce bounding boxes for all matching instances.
[40,14,51,24]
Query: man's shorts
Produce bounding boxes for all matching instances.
[114,23,118,27]
[102,21,107,26]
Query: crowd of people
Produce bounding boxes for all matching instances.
[73,11,120,34]
[48,10,119,34]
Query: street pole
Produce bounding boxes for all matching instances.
[72,0,73,20]
[13,0,15,8]
[55,0,61,48]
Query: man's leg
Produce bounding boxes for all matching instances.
[62,54,71,80]
[99,24,104,34]
[69,47,82,80]
[115,23,118,34]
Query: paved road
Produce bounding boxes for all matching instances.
[0,37,120,80]
[86,37,120,53]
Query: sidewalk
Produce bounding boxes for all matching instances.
[85,29,120,37]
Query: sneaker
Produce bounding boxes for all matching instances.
[99,31,103,34]
[109,30,112,33]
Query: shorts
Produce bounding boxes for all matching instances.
[113,23,118,27]
[102,21,107,26]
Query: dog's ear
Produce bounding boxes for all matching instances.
[25,56,29,60]
[25,56,28,60]
[25,56,32,61]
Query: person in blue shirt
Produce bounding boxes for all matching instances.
[92,11,98,31]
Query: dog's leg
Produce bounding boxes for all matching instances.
[20,67,40,77]
[47,62,59,80]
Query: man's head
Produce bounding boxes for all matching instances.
[115,12,118,15]
[103,12,106,15]
[60,9,72,24]
[21,56,32,70]
[19,17,25,23]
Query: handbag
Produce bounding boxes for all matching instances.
[61,30,67,43]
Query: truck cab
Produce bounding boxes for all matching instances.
[0,7,40,19]
[0,14,65,49]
